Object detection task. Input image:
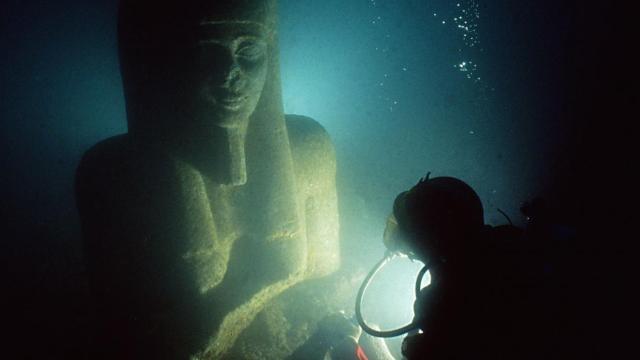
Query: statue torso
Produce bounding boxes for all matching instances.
[76,114,338,358]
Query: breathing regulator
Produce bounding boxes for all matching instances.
[355,251,429,338]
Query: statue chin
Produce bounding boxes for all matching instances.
[205,98,258,129]
[213,113,249,129]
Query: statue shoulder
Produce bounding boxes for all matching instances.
[285,114,336,174]
[76,134,171,202]
[79,133,132,161]
[76,134,135,186]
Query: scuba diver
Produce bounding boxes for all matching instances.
[356,174,560,359]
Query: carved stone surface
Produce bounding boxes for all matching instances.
[76,1,339,358]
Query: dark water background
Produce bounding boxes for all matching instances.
[2,0,632,357]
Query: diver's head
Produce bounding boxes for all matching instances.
[384,175,484,263]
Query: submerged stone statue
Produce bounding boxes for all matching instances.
[76,0,339,358]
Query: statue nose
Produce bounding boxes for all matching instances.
[222,61,245,91]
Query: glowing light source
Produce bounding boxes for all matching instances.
[359,255,431,334]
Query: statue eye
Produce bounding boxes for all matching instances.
[236,40,266,61]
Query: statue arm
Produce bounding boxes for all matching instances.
[75,136,153,352]
[75,136,212,356]
[75,136,140,297]
[286,115,340,278]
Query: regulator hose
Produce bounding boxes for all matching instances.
[355,252,429,338]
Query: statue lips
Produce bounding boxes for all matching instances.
[214,91,248,111]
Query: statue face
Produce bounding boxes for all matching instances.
[193,21,269,128]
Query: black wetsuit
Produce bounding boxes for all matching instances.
[402,225,560,359]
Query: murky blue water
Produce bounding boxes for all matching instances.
[2,0,630,357]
